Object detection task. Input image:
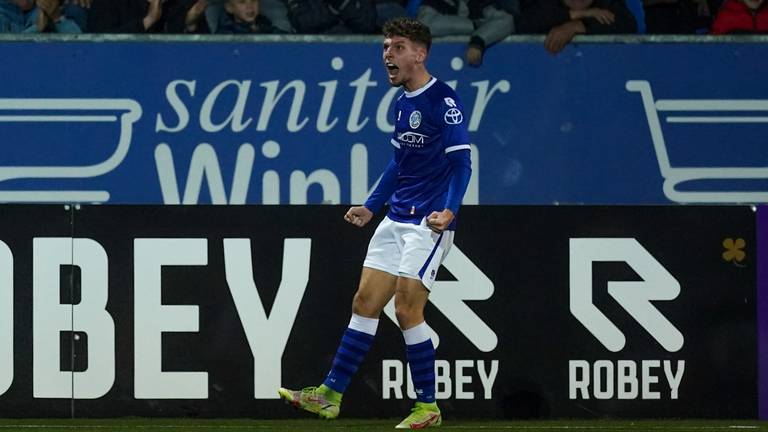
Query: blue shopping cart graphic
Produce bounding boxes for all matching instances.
[627,80,768,203]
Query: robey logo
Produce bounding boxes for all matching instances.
[569,238,683,352]
[381,247,499,401]
[568,238,685,401]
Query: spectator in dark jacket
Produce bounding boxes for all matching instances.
[643,0,714,34]
[216,0,280,33]
[418,0,516,66]
[519,0,637,53]
[88,0,208,33]
[710,0,768,33]
[286,0,377,33]
[375,0,408,29]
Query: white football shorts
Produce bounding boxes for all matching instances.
[363,216,454,290]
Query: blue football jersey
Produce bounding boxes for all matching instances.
[387,77,471,226]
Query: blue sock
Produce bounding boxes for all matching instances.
[322,314,378,394]
[404,322,436,403]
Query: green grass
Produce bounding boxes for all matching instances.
[0,419,764,432]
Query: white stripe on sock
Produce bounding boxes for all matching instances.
[403,321,431,345]
[349,313,379,336]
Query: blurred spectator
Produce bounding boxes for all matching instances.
[260,0,292,31]
[518,0,637,54]
[285,0,377,33]
[88,0,207,33]
[215,0,281,33]
[644,0,713,33]
[418,0,516,67]
[173,0,292,33]
[710,0,767,33]
[0,0,84,32]
[376,0,408,29]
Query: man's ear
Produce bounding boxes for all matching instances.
[417,48,426,63]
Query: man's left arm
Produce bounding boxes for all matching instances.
[427,95,472,233]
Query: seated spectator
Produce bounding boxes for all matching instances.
[643,0,713,33]
[216,0,280,33]
[376,0,408,29]
[518,0,637,54]
[198,0,293,33]
[260,0,292,32]
[37,0,90,32]
[710,0,767,33]
[285,0,377,33]
[166,0,212,33]
[0,0,83,32]
[88,0,207,33]
[418,0,516,66]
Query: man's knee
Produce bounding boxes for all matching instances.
[352,291,379,317]
[394,302,423,329]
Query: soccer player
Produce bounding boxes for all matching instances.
[278,17,472,430]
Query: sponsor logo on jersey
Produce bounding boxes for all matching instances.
[445,108,463,125]
[409,110,422,129]
[397,131,428,146]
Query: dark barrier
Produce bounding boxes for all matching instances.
[0,205,756,418]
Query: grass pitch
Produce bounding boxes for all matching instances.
[0,419,764,432]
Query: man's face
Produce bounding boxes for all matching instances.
[742,0,765,9]
[226,0,259,23]
[382,35,426,87]
[563,0,594,10]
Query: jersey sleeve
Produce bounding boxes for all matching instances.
[435,92,471,154]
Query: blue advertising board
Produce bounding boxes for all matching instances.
[0,37,766,204]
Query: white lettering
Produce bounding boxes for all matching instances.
[134,239,208,399]
[617,360,638,399]
[382,360,403,399]
[593,360,613,400]
[347,69,376,133]
[642,360,660,399]
[317,80,339,133]
[383,359,498,400]
[454,359,473,399]
[569,360,590,399]
[33,238,115,399]
[664,360,685,399]
[258,80,309,132]
[223,238,311,399]
[155,143,255,205]
[468,80,510,132]
[476,360,498,399]
[200,80,253,133]
[435,360,451,399]
[289,170,341,204]
[156,80,195,133]
[375,87,400,133]
[569,360,683,400]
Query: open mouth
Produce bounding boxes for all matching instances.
[386,62,400,78]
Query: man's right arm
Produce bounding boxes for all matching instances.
[363,158,399,214]
[345,158,398,227]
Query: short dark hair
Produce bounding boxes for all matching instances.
[382,18,432,52]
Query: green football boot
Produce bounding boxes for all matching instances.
[278,385,341,419]
[395,401,442,429]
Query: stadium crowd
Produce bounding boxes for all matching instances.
[0,0,766,58]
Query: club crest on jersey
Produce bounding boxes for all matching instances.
[445,108,463,125]
[409,110,422,129]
